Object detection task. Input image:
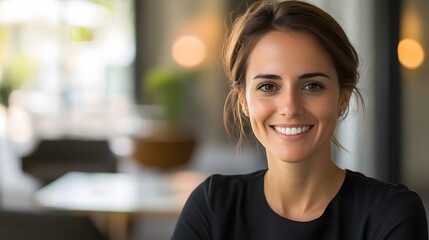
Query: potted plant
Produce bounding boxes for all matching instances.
[132,67,198,169]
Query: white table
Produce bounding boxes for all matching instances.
[34,171,204,240]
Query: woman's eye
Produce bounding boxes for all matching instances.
[257,83,277,92]
[303,83,323,92]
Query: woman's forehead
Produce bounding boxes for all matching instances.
[246,31,336,78]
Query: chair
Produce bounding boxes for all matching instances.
[0,208,106,240]
[21,139,117,184]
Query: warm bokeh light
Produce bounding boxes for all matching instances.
[172,35,206,68]
[398,38,425,69]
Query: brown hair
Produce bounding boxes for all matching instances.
[222,0,362,148]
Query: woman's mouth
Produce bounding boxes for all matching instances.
[272,125,313,136]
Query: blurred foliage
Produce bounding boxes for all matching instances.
[91,0,115,11]
[144,68,198,124]
[70,26,94,42]
[0,26,8,45]
[0,51,37,107]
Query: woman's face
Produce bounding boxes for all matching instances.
[242,31,350,164]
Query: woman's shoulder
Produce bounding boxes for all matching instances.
[343,170,428,239]
[344,169,416,196]
[200,169,266,194]
[344,169,423,203]
[186,169,266,207]
[207,169,266,183]
[173,170,266,240]
[343,169,426,219]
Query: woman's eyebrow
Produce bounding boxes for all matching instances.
[252,74,281,80]
[253,72,330,80]
[253,72,331,80]
[298,72,330,80]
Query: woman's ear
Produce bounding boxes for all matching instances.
[238,89,248,117]
[339,86,353,112]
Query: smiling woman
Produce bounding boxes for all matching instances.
[243,31,345,165]
[172,1,428,239]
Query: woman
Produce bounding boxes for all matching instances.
[172,1,428,239]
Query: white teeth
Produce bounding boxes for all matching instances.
[274,126,311,136]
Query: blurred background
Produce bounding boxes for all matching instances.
[0,0,427,239]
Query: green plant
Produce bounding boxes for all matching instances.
[0,51,37,107]
[143,67,197,124]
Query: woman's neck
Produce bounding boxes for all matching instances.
[263,154,345,222]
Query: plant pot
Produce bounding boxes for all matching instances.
[132,125,196,169]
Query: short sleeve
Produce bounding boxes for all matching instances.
[372,187,428,240]
[172,177,213,240]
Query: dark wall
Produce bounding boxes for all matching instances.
[374,0,402,183]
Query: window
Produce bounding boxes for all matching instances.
[0,0,135,140]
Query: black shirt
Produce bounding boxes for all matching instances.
[172,169,428,240]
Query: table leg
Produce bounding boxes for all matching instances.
[106,213,132,240]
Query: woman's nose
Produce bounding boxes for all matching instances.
[278,90,304,119]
